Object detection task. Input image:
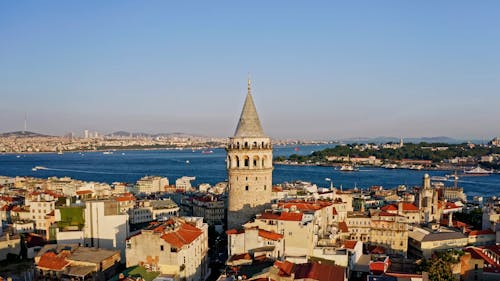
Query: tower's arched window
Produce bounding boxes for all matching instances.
[253,156,259,168]
[253,141,257,148]
[245,142,248,149]
[244,156,249,167]
[235,156,240,168]
[245,185,249,191]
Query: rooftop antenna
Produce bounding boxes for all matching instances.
[247,73,251,95]
[23,112,27,134]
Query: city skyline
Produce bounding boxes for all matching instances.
[1,1,500,139]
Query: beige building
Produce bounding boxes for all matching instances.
[227,79,273,229]
[245,210,315,262]
[125,217,209,281]
[369,210,408,256]
[346,212,371,242]
[226,227,284,260]
[135,176,169,194]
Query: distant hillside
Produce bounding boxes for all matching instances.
[0,131,52,137]
[339,136,466,144]
[107,131,206,138]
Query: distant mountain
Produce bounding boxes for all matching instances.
[339,136,467,144]
[0,131,52,137]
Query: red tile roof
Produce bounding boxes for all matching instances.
[161,221,203,248]
[37,252,70,271]
[338,221,349,233]
[274,260,295,276]
[76,190,93,195]
[381,205,397,211]
[275,261,346,281]
[258,229,283,241]
[259,211,303,221]
[468,229,495,236]
[344,240,358,249]
[226,229,241,235]
[445,202,461,210]
[278,200,332,212]
[115,194,136,202]
[369,261,386,274]
[378,211,398,217]
[384,203,419,212]
[465,246,500,272]
[369,246,386,254]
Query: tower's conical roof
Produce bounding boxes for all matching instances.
[234,79,266,138]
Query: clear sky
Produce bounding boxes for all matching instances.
[1,1,499,140]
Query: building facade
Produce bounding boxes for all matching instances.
[125,217,209,281]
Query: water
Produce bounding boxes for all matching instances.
[1,145,499,198]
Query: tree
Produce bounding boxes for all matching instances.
[428,257,454,281]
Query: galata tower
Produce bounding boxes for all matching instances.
[227,79,273,229]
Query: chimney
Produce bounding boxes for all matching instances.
[398,202,403,215]
[448,212,453,227]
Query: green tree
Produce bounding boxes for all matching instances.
[428,257,454,281]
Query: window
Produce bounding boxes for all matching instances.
[160,245,164,251]
[245,186,249,191]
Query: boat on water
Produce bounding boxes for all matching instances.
[103,151,113,155]
[340,165,358,172]
[382,163,398,169]
[445,174,460,180]
[186,160,190,164]
[32,166,48,171]
[464,166,493,176]
[408,164,424,170]
[201,150,213,154]
[294,147,300,152]
[430,176,448,181]
[57,151,63,155]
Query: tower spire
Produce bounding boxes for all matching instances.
[234,78,265,137]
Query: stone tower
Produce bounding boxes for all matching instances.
[227,79,273,229]
[417,173,440,224]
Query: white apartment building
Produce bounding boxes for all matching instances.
[83,200,129,262]
[135,176,169,194]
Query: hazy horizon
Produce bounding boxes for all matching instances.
[1,1,499,140]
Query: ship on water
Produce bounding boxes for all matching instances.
[340,164,359,172]
[464,166,493,176]
[32,166,48,171]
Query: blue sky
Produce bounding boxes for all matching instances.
[1,1,499,139]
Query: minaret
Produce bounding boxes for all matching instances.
[227,79,273,229]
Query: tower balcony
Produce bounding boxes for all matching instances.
[227,142,272,150]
